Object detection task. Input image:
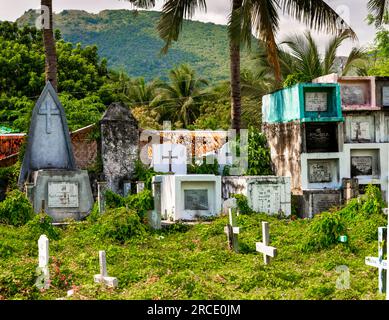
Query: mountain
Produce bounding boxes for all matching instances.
[16,9,257,82]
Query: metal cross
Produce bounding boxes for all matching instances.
[162,150,178,174]
[39,101,60,134]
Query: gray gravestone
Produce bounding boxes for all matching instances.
[341,85,366,105]
[309,161,332,183]
[18,82,94,222]
[312,193,340,215]
[305,92,328,111]
[351,156,373,176]
[100,103,139,195]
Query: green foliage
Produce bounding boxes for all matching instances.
[134,160,158,190]
[24,213,60,241]
[0,190,34,226]
[302,211,347,252]
[232,194,253,215]
[0,163,20,193]
[94,207,148,243]
[246,127,273,176]
[188,158,220,175]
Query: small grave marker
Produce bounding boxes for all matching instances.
[35,235,50,289]
[256,222,277,265]
[365,227,387,294]
[224,208,239,252]
[94,251,118,288]
[97,181,108,214]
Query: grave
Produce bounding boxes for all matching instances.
[301,155,341,190]
[147,210,161,230]
[344,114,376,143]
[36,235,50,290]
[350,149,380,178]
[375,77,389,108]
[304,122,339,153]
[365,227,387,294]
[152,144,187,175]
[224,208,239,252]
[342,178,359,203]
[301,190,342,218]
[256,222,277,265]
[94,250,118,288]
[18,82,94,222]
[222,176,291,216]
[100,102,139,195]
[152,174,221,221]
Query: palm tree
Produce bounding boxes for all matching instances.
[41,0,57,91]
[279,30,366,85]
[156,0,354,131]
[368,0,389,26]
[155,64,208,128]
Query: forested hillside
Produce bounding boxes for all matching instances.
[16,9,256,82]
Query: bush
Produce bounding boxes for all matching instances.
[24,213,60,240]
[96,207,147,243]
[232,194,252,215]
[188,157,219,175]
[301,211,347,252]
[0,190,34,226]
[0,163,20,194]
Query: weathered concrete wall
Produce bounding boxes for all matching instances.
[262,122,302,194]
[71,124,99,170]
[100,103,139,195]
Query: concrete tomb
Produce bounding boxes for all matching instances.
[301,190,342,218]
[152,174,221,221]
[222,176,291,216]
[18,82,93,222]
[304,122,339,153]
[100,102,139,195]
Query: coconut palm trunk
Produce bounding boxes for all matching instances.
[41,0,58,91]
[230,0,243,132]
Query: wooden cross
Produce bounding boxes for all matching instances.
[224,208,239,253]
[256,222,277,265]
[365,227,387,294]
[162,150,178,174]
[39,101,60,134]
[93,250,118,288]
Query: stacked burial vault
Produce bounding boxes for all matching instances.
[262,75,389,218]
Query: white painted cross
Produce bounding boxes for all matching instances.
[94,250,118,288]
[35,234,50,289]
[256,222,277,265]
[365,226,387,294]
[224,208,239,252]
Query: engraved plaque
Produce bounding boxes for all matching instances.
[48,182,79,208]
[382,87,389,106]
[249,184,282,213]
[312,193,340,215]
[305,92,328,111]
[351,121,371,142]
[341,85,366,105]
[309,162,332,183]
[305,123,338,153]
[351,156,373,176]
[184,189,209,210]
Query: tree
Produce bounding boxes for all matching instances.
[156,0,354,131]
[41,0,57,91]
[280,30,366,86]
[155,64,208,128]
[368,0,389,26]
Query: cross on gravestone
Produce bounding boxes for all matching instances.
[224,208,239,253]
[256,222,277,265]
[365,227,387,294]
[39,101,60,134]
[93,250,118,288]
[162,150,178,174]
[35,235,50,289]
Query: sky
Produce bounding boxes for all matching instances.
[0,0,378,56]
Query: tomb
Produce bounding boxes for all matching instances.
[222,176,291,216]
[375,77,389,108]
[18,82,94,222]
[344,114,376,143]
[301,190,342,218]
[152,174,221,221]
[301,154,341,190]
[303,122,340,153]
[350,149,380,178]
[262,83,343,124]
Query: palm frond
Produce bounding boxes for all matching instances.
[157,0,207,53]
[368,0,389,26]
[323,30,352,74]
[341,47,368,76]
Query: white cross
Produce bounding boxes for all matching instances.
[365,227,387,294]
[36,235,50,289]
[39,101,60,134]
[256,222,277,265]
[94,250,118,288]
[224,208,239,252]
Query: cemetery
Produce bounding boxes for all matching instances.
[0,1,389,302]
